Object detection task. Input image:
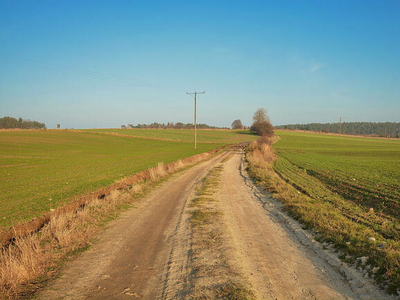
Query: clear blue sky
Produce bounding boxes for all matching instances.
[1,0,399,129]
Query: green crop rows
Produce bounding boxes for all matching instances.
[273,130,400,238]
[85,128,256,144]
[0,129,256,230]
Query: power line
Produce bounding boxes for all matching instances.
[186,91,205,150]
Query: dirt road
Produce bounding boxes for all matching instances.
[39,148,391,300]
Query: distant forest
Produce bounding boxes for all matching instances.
[0,116,46,130]
[121,122,227,129]
[276,122,400,138]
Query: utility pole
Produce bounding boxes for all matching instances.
[385,126,387,144]
[186,91,205,150]
[336,116,346,145]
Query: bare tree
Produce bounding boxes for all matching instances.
[253,108,270,124]
[251,108,274,136]
[231,119,243,129]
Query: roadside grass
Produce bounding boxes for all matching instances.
[187,164,256,300]
[190,210,222,228]
[246,135,400,295]
[216,282,256,300]
[0,187,139,299]
[0,129,253,230]
[0,147,222,299]
[190,197,215,208]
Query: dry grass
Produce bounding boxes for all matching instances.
[246,138,276,166]
[0,235,48,299]
[175,159,185,170]
[0,146,226,299]
[0,191,128,299]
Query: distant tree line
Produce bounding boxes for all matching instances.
[121,122,227,129]
[276,122,400,138]
[0,116,46,130]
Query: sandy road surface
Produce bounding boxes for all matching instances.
[219,149,354,300]
[39,151,229,300]
[40,148,390,300]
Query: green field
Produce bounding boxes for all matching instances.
[273,131,400,219]
[245,131,400,292]
[0,129,256,230]
[84,128,256,144]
